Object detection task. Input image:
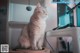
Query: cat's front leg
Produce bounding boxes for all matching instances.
[31,41,38,50]
[38,37,44,50]
[31,36,39,50]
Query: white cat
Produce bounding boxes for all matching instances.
[19,3,48,50]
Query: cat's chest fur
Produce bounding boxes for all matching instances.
[19,3,48,50]
[29,18,46,34]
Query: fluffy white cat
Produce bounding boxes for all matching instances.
[19,3,48,50]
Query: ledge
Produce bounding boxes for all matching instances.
[46,27,80,37]
[8,21,28,28]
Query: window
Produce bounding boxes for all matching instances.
[77,6,80,27]
[57,3,74,28]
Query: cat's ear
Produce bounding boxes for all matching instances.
[36,2,41,8]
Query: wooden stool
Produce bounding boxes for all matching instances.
[9,48,50,53]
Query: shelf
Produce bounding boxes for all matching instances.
[46,27,78,37]
[8,21,28,28]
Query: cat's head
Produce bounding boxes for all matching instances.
[34,3,48,19]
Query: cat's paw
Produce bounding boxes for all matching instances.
[32,46,38,50]
[38,47,43,50]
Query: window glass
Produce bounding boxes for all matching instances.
[77,6,80,27]
[57,3,74,27]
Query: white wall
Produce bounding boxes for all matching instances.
[46,3,57,31]
[9,28,22,48]
[8,3,36,23]
[77,28,80,53]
